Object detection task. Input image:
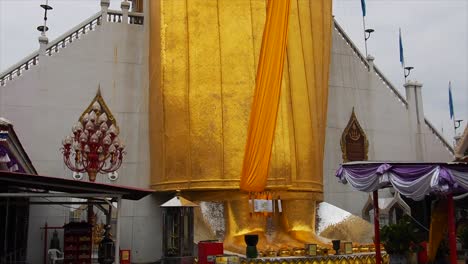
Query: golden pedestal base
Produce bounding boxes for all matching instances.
[238,253,389,264]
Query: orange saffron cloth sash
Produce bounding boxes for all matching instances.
[239,0,291,192]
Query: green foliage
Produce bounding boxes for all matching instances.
[458,226,468,249]
[380,215,419,255]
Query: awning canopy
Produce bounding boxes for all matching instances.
[0,170,154,200]
[0,117,37,174]
[160,195,198,207]
[336,161,468,201]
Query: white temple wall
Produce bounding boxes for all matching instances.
[0,19,161,263]
[422,126,454,162]
[323,26,454,216]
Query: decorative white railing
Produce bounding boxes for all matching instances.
[107,10,144,25]
[0,9,144,87]
[129,12,144,25]
[0,11,102,86]
[333,20,370,70]
[0,52,38,86]
[424,118,454,154]
[45,11,102,56]
[333,19,454,155]
[333,19,407,108]
[373,65,408,107]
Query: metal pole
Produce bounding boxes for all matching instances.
[403,61,407,84]
[87,200,94,223]
[43,222,48,264]
[107,202,112,226]
[400,28,407,83]
[13,208,17,261]
[3,198,9,258]
[43,0,48,34]
[451,82,457,141]
[373,190,382,264]
[363,16,368,57]
[447,194,457,264]
[115,196,121,264]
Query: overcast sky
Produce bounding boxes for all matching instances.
[0,0,467,145]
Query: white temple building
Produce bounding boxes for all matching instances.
[0,1,454,263]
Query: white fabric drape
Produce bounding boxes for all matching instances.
[337,163,468,201]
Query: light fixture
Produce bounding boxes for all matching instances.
[108,171,119,181]
[37,0,53,35]
[364,28,374,41]
[62,95,125,182]
[72,172,84,180]
[404,66,414,78]
[364,28,375,57]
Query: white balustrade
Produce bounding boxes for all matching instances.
[334,19,452,155]
[0,8,143,87]
[107,10,144,25]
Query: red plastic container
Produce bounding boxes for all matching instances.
[120,249,131,264]
[198,241,223,264]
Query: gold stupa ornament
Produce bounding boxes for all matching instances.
[62,88,125,182]
[340,108,369,162]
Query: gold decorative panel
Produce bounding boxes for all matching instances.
[79,87,118,132]
[148,0,335,254]
[149,0,332,194]
[340,108,369,162]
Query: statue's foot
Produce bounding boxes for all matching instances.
[223,231,282,254]
[288,230,331,247]
[223,230,329,255]
[266,230,308,249]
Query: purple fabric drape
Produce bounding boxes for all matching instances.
[336,162,468,201]
[0,145,23,173]
[392,165,435,180]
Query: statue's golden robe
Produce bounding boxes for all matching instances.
[149,0,332,202]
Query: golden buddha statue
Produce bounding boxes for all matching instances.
[148,0,332,253]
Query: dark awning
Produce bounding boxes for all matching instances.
[0,170,154,200]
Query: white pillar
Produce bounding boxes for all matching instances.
[361,54,376,156]
[101,0,110,25]
[367,55,375,73]
[404,80,426,161]
[114,196,121,264]
[38,35,49,56]
[366,55,375,91]
[121,1,131,24]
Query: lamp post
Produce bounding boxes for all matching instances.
[61,100,125,182]
[98,225,115,264]
[37,0,52,35]
[404,66,414,81]
[364,28,374,57]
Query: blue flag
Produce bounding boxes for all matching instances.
[361,0,366,16]
[399,28,404,67]
[449,82,454,119]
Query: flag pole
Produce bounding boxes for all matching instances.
[448,81,462,147]
[361,0,368,57]
[400,28,407,83]
[363,16,368,57]
[450,81,457,137]
[403,62,407,83]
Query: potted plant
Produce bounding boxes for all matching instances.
[458,226,468,264]
[380,215,420,264]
